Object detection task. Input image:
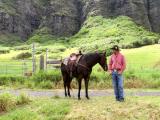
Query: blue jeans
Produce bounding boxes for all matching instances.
[112,71,124,101]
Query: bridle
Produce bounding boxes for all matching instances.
[100,53,107,71]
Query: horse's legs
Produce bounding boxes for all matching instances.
[67,77,71,97]
[63,75,67,97]
[84,77,90,99]
[78,79,82,100]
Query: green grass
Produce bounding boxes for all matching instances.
[66,96,160,120]
[70,16,159,51]
[0,45,160,89]
[121,45,160,88]
[0,95,71,120]
[0,33,23,46]
[0,93,160,120]
[0,15,159,89]
[0,93,30,113]
[27,15,159,52]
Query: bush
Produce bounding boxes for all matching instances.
[13,52,32,59]
[31,71,61,84]
[13,45,30,51]
[38,81,53,89]
[125,70,137,80]
[16,93,31,105]
[0,93,16,112]
[0,76,25,86]
[0,49,10,54]
[132,41,143,48]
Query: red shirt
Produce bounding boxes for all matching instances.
[109,52,126,73]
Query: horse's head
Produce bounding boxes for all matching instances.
[99,51,108,71]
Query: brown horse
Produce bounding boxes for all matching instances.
[61,51,108,100]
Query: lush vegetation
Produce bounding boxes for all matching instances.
[0,16,159,89]
[0,93,30,113]
[0,45,160,89]
[0,33,22,46]
[0,93,70,120]
[26,16,160,52]
[70,16,159,51]
[0,93,160,120]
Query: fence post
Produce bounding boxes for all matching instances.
[46,48,48,70]
[40,55,44,71]
[32,43,36,73]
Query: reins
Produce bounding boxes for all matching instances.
[76,63,90,70]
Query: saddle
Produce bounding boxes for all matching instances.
[63,54,82,77]
[68,54,82,69]
[63,54,82,65]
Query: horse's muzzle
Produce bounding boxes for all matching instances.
[104,65,108,71]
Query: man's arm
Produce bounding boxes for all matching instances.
[108,57,113,74]
[119,55,126,74]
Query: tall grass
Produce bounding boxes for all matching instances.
[0,97,71,120]
[0,93,31,113]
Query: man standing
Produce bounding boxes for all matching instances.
[108,45,126,102]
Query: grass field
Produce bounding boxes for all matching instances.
[0,44,160,89]
[0,15,159,89]
[0,93,160,120]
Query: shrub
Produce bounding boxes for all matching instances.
[32,71,61,83]
[125,70,137,80]
[16,93,31,105]
[12,45,30,51]
[151,73,160,80]
[0,49,10,54]
[38,81,53,89]
[0,76,25,86]
[132,41,143,48]
[14,52,32,59]
[0,93,16,112]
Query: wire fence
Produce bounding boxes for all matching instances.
[0,59,159,76]
[0,60,32,76]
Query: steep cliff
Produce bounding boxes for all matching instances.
[81,0,160,32]
[0,0,160,43]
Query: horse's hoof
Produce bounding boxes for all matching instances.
[78,97,81,100]
[68,95,71,98]
[86,96,90,100]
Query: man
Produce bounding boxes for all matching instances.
[108,45,126,102]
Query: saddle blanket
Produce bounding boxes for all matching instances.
[63,55,82,66]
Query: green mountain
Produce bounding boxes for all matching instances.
[0,0,160,46]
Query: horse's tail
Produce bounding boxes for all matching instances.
[69,82,74,97]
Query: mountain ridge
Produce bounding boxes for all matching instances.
[0,0,160,42]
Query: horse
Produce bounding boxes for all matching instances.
[61,51,108,100]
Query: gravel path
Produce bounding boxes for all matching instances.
[0,89,160,98]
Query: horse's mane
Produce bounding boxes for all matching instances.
[82,52,102,61]
[83,52,103,57]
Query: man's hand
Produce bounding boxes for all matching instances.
[118,71,122,75]
[108,70,112,75]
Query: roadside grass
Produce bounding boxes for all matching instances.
[1,93,159,120]
[0,95,71,120]
[0,93,30,113]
